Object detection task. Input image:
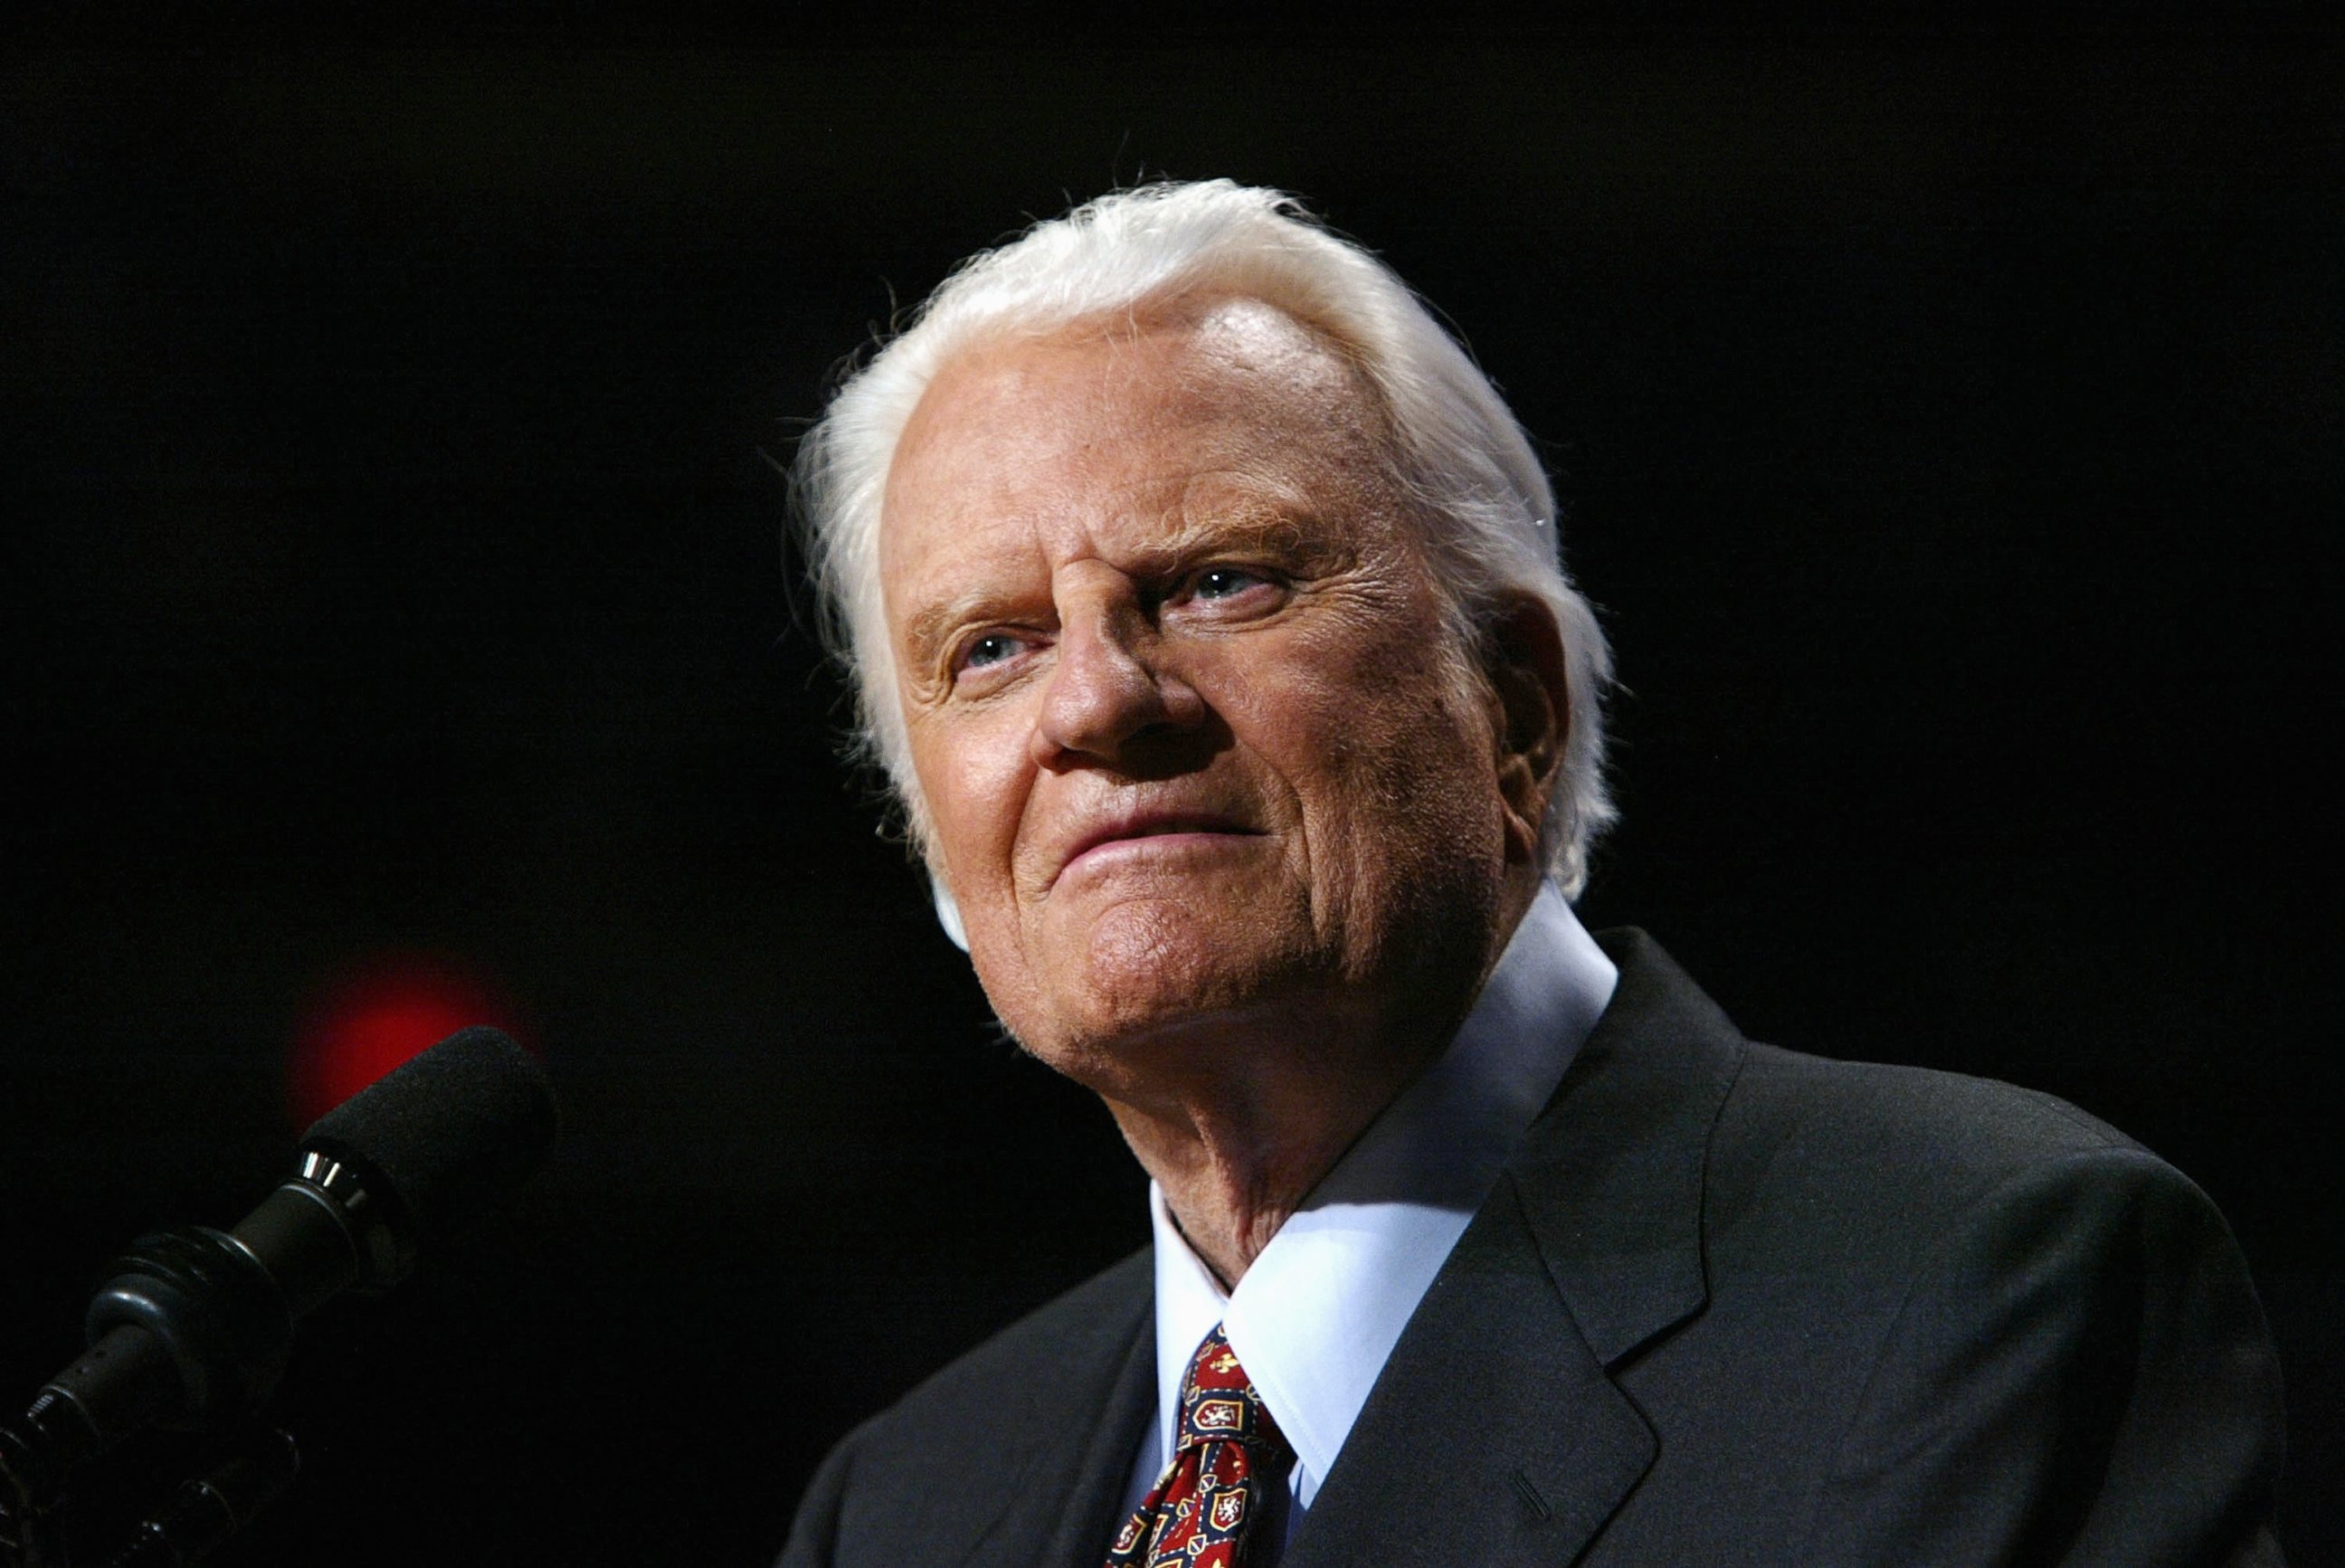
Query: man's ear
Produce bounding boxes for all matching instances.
[928,870,972,953]
[1480,595,1571,868]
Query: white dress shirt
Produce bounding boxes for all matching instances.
[1116,882,1620,1544]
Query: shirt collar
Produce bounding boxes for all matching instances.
[1145,882,1619,1499]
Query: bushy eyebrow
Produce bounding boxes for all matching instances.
[900,589,1026,675]
[1116,504,1324,579]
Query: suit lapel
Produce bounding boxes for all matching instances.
[1286,929,1747,1567]
[957,1279,1156,1568]
[1281,1181,1657,1568]
[1511,928,1747,1366]
[1034,1313,1156,1568]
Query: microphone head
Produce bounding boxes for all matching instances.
[299,1026,557,1256]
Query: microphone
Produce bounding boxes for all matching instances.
[8,1027,556,1488]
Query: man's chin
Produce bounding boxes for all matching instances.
[1079,898,1314,1003]
[1015,960,1350,1097]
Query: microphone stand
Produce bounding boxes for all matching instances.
[5,1028,554,1568]
[0,1408,298,1568]
[1,1210,312,1568]
[0,1157,363,1568]
[95,1427,299,1568]
[3,1388,90,1568]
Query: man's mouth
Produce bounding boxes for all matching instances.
[1055,812,1262,885]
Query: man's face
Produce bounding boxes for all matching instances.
[878,299,1538,1108]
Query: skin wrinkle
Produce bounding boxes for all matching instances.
[879,295,1566,1285]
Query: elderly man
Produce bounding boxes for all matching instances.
[778,183,2284,1566]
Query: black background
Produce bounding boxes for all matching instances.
[4,9,2337,1563]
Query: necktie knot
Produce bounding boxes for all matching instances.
[1176,1332,1286,1455]
[1106,1326,1290,1568]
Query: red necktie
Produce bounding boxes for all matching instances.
[1105,1326,1292,1568]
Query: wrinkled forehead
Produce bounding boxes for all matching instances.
[877,296,1396,565]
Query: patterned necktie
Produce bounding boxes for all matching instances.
[1105,1326,1293,1568]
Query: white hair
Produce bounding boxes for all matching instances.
[793,180,1616,896]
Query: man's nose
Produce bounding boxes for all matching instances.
[1030,588,1203,769]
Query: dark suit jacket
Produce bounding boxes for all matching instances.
[779,930,2287,1566]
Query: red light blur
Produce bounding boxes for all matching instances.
[290,954,530,1127]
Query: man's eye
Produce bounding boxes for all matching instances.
[959,632,1024,673]
[1189,567,1271,602]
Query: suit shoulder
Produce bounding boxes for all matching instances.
[1732,1039,2144,1168]
[1706,1042,2196,1257]
[1701,1059,2288,1564]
